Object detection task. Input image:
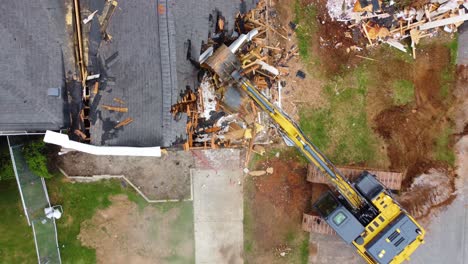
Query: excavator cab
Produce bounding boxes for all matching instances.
[315,191,366,244]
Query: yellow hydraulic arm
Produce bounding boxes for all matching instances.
[238,77,364,209]
[204,44,425,264]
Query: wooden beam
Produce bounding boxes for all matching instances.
[419,14,468,30]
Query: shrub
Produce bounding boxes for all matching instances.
[22,141,51,178]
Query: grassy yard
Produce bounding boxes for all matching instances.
[0,175,194,264]
[46,177,194,264]
[0,138,14,181]
[47,177,141,263]
[392,80,415,105]
[433,126,456,166]
[299,65,386,167]
[0,180,36,264]
[293,0,319,69]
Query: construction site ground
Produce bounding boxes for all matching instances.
[1,0,467,263]
[244,154,312,264]
[242,0,467,263]
[55,150,193,200]
[273,0,463,218]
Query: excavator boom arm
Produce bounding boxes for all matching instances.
[239,78,364,209]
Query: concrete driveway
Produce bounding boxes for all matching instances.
[192,150,244,264]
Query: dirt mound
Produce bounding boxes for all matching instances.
[78,195,193,264]
[398,169,457,225]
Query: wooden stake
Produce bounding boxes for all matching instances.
[102,105,128,113]
[362,23,372,45]
[115,117,133,128]
[356,55,376,61]
[113,97,125,104]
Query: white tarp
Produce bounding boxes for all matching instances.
[44,130,161,157]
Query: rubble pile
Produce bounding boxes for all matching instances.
[327,0,468,57]
[172,0,296,155]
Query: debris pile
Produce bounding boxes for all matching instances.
[172,0,298,156]
[398,168,456,223]
[326,0,468,57]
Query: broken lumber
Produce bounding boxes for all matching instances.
[419,14,468,30]
[113,97,125,104]
[385,39,407,53]
[101,105,128,113]
[91,82,99,95]
[115,117,133,128]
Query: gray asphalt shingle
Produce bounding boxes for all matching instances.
[0,0,70,132]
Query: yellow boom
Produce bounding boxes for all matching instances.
[239,78,364,209]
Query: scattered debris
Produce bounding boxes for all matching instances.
[266,167,274,174]
[172,0,299,151]
[83,10,98,24]
[325,0,467,58]
[296,70,306,79]
[253,145,266,155]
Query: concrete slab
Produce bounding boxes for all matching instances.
[193,168,244,264]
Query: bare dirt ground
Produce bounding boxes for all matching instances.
[78,195,194,264]
[281,0,462,223]
[374,43,453,181]
[55,151,193,200]
[272,0,326,118]
[245,155,312,264]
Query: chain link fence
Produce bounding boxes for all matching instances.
[8,136,61,264]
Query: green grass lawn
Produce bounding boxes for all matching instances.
[0,138,14,181]
[46,177,194,264]
[392,80,415,105]
[299,65,385,166]
[434,126,455,166]
[0,180,36,264]
[0,175,194,264]
[293,0,319,69]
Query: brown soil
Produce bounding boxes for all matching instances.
[273,0,461,224]
[55,151,193,200]
[374,43,453,186]
[245,157,312,263]
[308,0,361,76]
[78,195,193,264]
[273,0,326,118]
[398,169,457,225]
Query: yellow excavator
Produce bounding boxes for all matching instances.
[205,44,425,264]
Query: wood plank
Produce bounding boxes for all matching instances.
[419,14,468,30]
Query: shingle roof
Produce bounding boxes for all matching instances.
[0,0,69,132]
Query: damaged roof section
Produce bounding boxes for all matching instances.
[82,0,186,147]
[80,0,259,147]
[0,0,71,133]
